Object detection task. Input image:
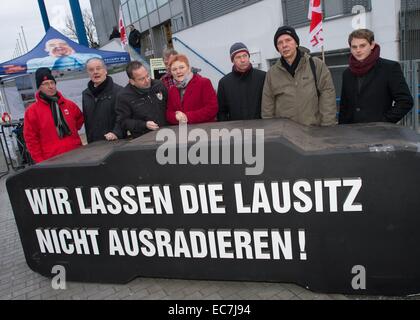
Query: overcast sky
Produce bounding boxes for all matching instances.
[0,0,92,63]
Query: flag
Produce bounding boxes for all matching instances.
[119,7,128,48]
[308,0,324,48]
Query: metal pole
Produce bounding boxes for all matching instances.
[18,33,25,53]
[21,26,29,52]
[37,0,50,33]
[68,0,89,47]
[16,40,22,56]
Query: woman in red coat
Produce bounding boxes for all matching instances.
[166,55,218,124]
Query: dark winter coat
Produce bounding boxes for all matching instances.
[82,77,124,143]
[116,80,168,139]
[217,67,266,121]
[339,58,413,124]
[129,29,141,49]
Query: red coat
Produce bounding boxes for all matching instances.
[166,74,219,124]
[24,91,84,163]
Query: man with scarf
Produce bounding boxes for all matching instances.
[116,61,168,139]
[217,42,266,121]
[82,58,124,143]
[339,29,413,124]
[262,26,337,126]
[23,67,84,163]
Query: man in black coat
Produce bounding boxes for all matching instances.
[339,29,413,124]
[128,25,142,55]
[217,42,266,121]
[116,61,168,139]
[82,58,124,144]
[109,26,120,40]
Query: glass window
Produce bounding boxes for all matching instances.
[282,0,371,27]
[157,0,168,7]
[136,0,147,18]
[128,0,139,22]
[122,2,131,25]
[146,0,157,13]
[172,15,184,32]
[324,0,344,18]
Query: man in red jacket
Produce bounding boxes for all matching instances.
[24,68,84,163]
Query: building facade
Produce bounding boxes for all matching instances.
[90,0,121,46]
[91,0,420,93]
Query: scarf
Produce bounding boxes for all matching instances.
[175,72,194,102]
[175,72,194,90]
[349,44,381,77]
[39,91,71,139]
[88,76,111,97]
[281,49,302,77]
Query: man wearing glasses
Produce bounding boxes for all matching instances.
[23,67,84,163]
[116,61,168,139]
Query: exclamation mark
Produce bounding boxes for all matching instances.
[299,230,307,260]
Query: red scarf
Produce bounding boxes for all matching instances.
[349,44,381,77]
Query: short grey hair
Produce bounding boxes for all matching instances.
[86,57,107,70]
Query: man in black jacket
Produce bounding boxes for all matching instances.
[128,25,142,55]
[116,61,168,139]
[217,42,266,121]
[82,58,124,143]
[339,29,413,124]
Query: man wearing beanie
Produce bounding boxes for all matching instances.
[262,26,337,126]
[217,42,266,121]
[339,29,413,124]
[23,67,84,163]
[82,58,124,143]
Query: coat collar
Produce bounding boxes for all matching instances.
[275,49,311,75]
[85,76,114,98]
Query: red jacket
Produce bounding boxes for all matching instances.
[166,74,219,124]
[24,91,84,163]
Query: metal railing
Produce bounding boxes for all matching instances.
[401,60,420,132]
[172,36,226,77]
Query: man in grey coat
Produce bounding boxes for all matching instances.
[262,26,337,126]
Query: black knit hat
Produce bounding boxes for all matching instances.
[35,67,56,89]
[274,26,300,50]
[229,42,250,61]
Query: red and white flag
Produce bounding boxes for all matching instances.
[308,0,324,48]
[119,7,128,48]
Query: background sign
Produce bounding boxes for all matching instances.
[150,58,166,80]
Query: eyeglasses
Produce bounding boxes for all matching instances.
[41,81,56,87]
[135,74,151,82]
